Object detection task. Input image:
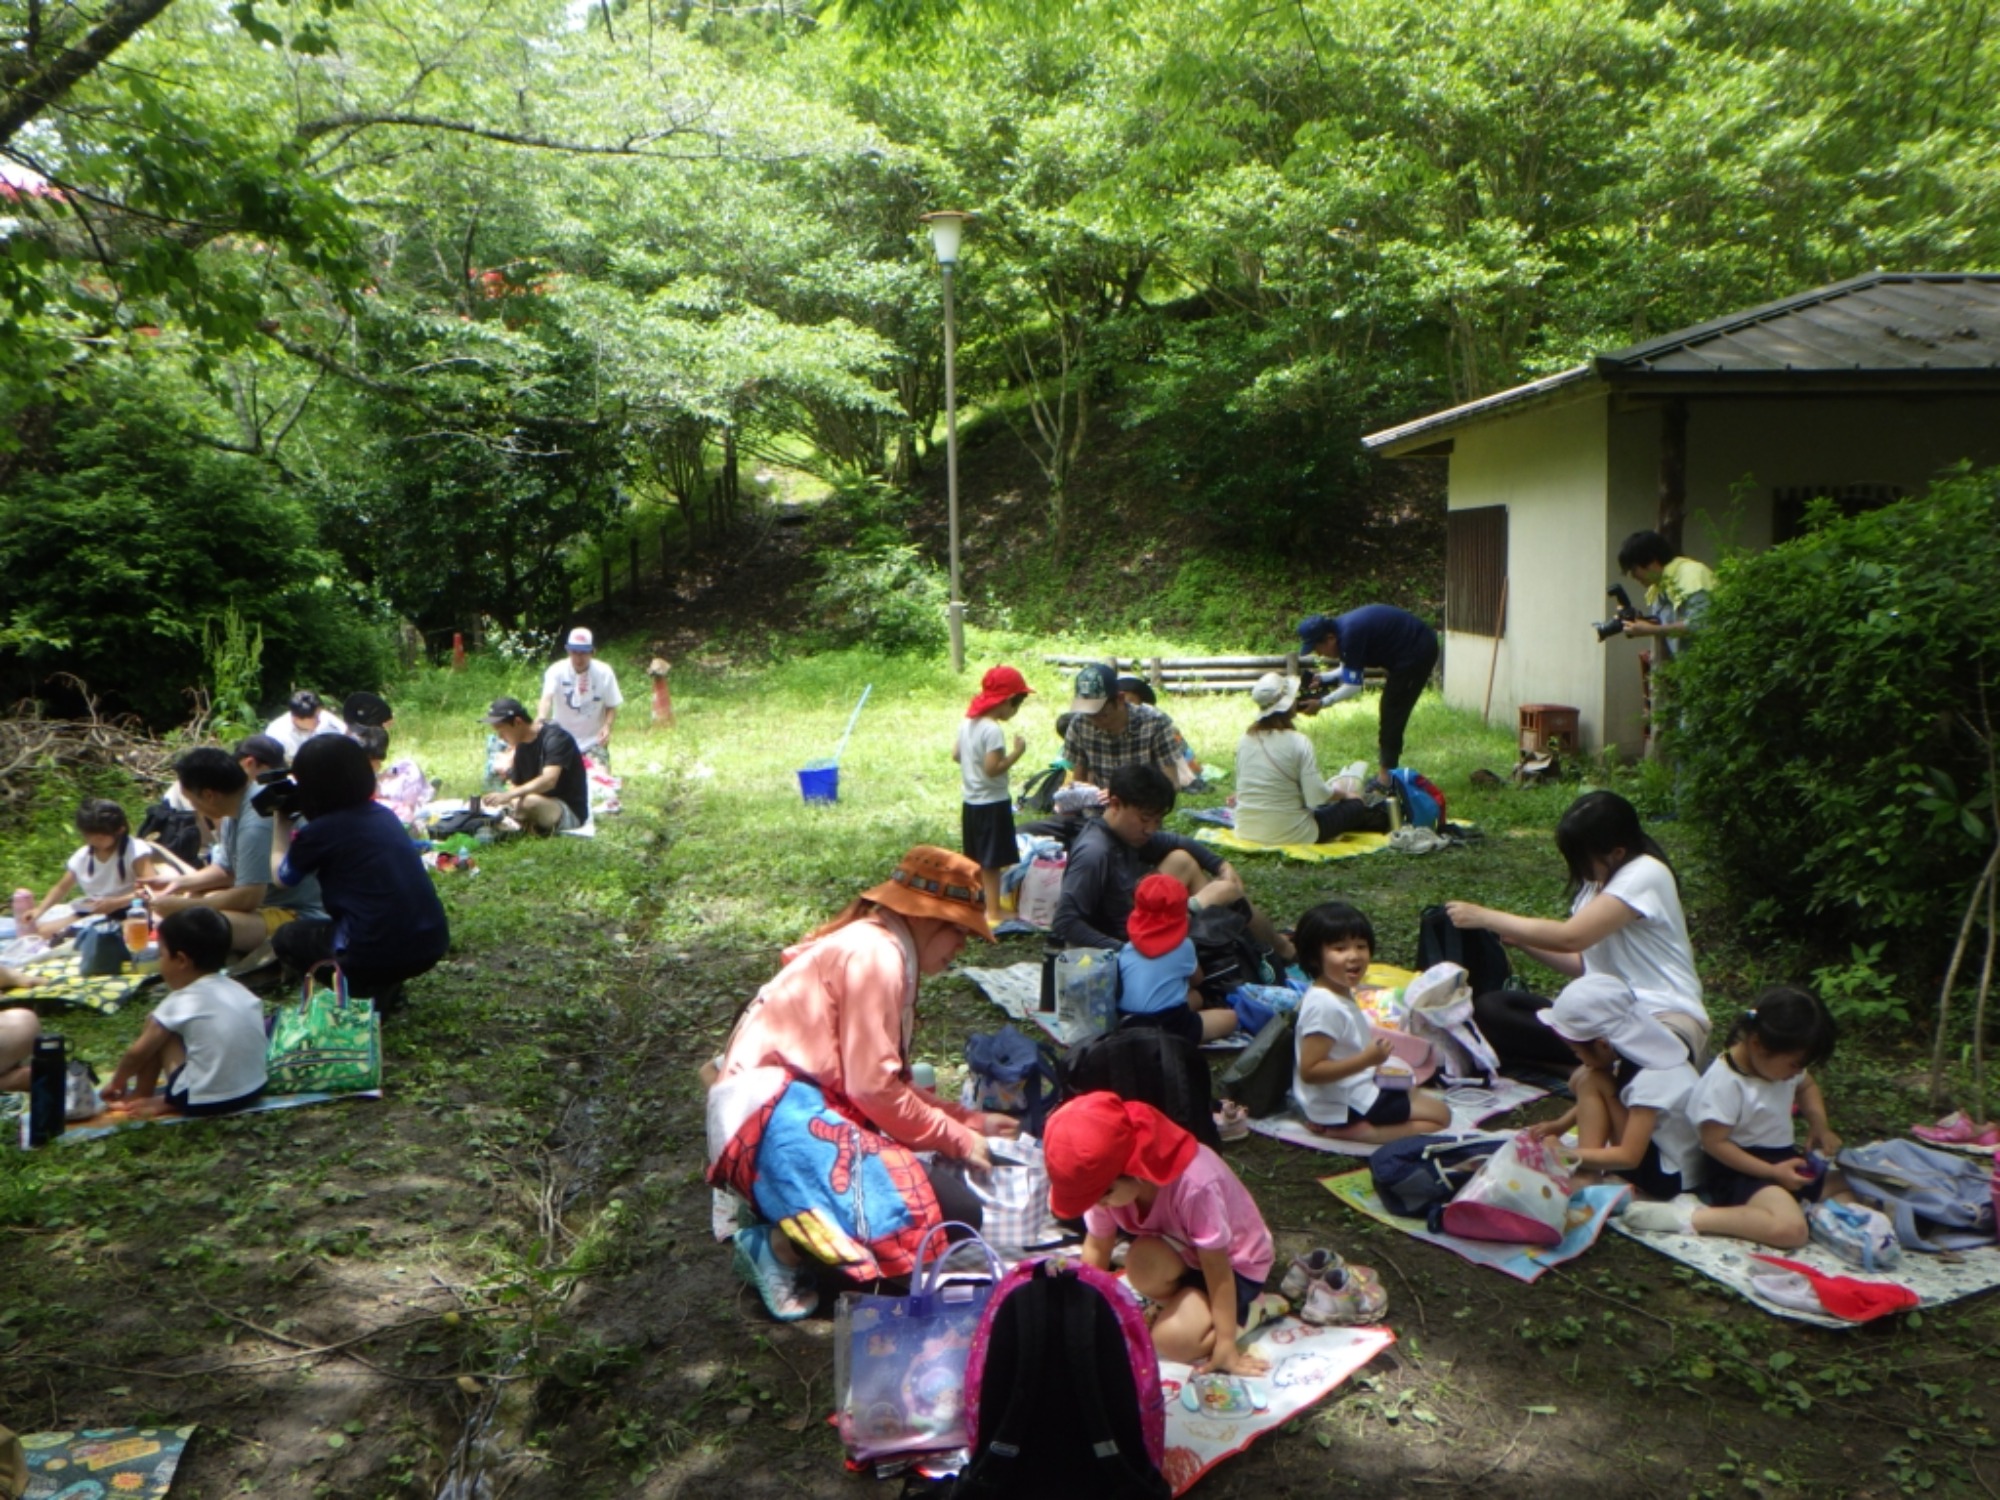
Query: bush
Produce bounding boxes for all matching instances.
[808,543,949,658]
[1672,467,2000,965]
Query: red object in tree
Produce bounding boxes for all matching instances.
[452,632,466,671]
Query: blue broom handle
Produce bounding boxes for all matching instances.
[830,683,872,765]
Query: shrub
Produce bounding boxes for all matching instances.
[1671,467,2000,966]
[808,543,949,658]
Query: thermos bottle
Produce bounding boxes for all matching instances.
[26,1033,66,1148]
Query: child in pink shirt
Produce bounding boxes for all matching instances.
[1046,1091,1279,1375]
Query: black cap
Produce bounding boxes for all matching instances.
[484,696,530,725]
[288,689,321,716]
[341,691,392,727]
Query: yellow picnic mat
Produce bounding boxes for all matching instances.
[11,944,153,1014]
[1194,828,1390,864]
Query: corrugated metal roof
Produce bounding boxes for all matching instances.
[1365,271,2000,454]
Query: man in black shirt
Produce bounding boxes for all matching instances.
[482,697,589,832]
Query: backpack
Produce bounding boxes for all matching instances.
[1415,904,1512,999]
[955,1258,1170,1500]
[1016,765,1066,817]
[137,798,203,867]
[1836,1140,1998,1252]
[1370,1132,1505,1219]
[1188,903,1270,1004]
[74,919,131,978]
[1061,1026,1222,1149]
[1390,768,1447,831]
[1400,962,1501,1087]
[963,1025,1060,1136]
[1217,1009,1296,1120]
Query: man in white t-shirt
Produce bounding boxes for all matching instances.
[538,627,624,766]
[265,690,347,761]
[101,906,268,1117]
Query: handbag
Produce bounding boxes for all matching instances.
[929,1137,1066,1252]
[1218,1008,1296,1119]
[834,1222,1002,1464]
[1438,1130,1577,1246]
[74,919,131,978]
[266,965,382,1094]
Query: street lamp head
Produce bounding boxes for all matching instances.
[920,209,977,266]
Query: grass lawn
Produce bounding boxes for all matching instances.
[2,628,1996,1499]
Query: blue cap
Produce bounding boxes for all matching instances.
[1296,614,1337,647]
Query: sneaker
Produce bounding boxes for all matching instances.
[1215,1101,1251,1143]
[1620,1196,1699,1234]
[1280,1248,1343,1304]
[1913,1110,2000,1146]
[1238,1291,1289,1345]
[1301,1264,1388,1326]
[731,1226,818,1321]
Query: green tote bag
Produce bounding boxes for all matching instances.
[266,965,382,1095]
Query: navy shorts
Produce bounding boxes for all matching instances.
[1338,1089,1413,1129]
[962,800,1018,871]
[1178,1267,1267,1325]
[1121,1004,1204,1048]
[164,1065,266,1119]
[1704,1144,1824,1208]
[1615,1139,1683,1201]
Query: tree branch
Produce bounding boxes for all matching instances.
[0,0,178,149]
[293,111,730,159]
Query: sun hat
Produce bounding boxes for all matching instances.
[1296,613,1338,650]
[566,627,595,652]
[1128,872,1191,958]
[966,664,1034,719]
[1249,672,1299,716]
[861,845,995,941]
[483,696,531,725]
[1069,662,1114,716]
[1044,1092,1200,1220]
[1114,674,1156,707]
[1537,975,1687,1071]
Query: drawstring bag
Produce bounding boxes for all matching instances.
[74,919,131,978]
[1402,962,1501,1087]
[266,965,382,1094]
[963,1025,1059,1135]
[1438,1130,1577,1246]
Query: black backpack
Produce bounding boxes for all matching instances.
[953,1261,1171,1500]
[1060,1026,1221,1149]
[1416,903,1512,998]
[1188,902,1270,1004]
[1016,765,1066,816]
[137,798,203,867]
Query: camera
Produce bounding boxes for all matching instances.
[249,768,301,817]
[1594,584,1639,643]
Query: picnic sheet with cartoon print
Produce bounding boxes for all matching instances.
[1248,1079,1552,1156]
[19,1425,195,1497]
[1611,1214,2000,1328]
[10,943,154,1013]
[3,1087,380,1146]
[1194,826,1390,864]
[1324,1171,1631,1282]
[961,964,1252,1051]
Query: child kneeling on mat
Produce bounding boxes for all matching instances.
[102,907,267,1119]
[1293,902,1450,1143]
[1046,1091,1284,1375]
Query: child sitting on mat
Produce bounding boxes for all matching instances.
[1293,901,1451,1143]
[1117,873,1238,1044]
[101,907,267,1119]
[1623,987,1847,1247]
[1527,975,1705,1200]
[30,798,164,937]
[1046,1090,1284,1375]
[953,665,1033,928]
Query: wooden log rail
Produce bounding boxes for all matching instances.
[1042,654,1387,694]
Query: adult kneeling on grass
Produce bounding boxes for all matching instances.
[268,735,450,1004]
[480,696,590,833]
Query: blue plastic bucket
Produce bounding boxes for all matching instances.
[798,761,839,804]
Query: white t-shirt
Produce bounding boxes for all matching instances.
[541,660,624,750]
[957,717,1010,805]
[1294,985,1378,1124]
[265,710,348,761]
[1576,855,1704,1023]
[151,972,269,1105]
[1232,729,1326,847]
[1690,1056,1800,1151]
[66,837,159,901]
[1622,1060,1706,1185]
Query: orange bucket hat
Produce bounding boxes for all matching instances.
[863,845,995,941]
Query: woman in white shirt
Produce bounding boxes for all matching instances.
[1231,674,1389,847]
[1445,791,1708,1070]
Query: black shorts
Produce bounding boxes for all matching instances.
[1615,1139,1683,1201]
[164,1065,266,1118]
[962,800,1018,871]
[1339,1089,1413,1128]
[1121,1004,1203,1047]
[1312,800,1392,841]
[1177,1266,1267,1325]
[1704,1144,1824,1208]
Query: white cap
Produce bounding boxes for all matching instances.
[1249,672,1299,715]
[1538,975,1686,1070]
[566,627,594,651]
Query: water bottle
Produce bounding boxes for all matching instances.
[123,897,150,952]
[10,888,32,928]
[26,1033,65,1148]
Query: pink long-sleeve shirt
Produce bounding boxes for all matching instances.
[719,910,982,1160]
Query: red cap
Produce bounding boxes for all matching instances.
[1127,872,1190,958]
[966,664,1034,719]
[1044,1092,1199,1220]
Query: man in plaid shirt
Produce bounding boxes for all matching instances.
[1061,663,1186,788]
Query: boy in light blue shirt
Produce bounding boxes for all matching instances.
[1116,873,1238,1046]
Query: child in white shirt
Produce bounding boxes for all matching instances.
[31,799,161,937]
[953,665,1032,927]
[103,907,267,1118]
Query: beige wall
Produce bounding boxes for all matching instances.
[1443,390,1615,753]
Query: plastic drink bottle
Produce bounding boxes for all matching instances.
[10,888,32,927]
[123,898,150,951]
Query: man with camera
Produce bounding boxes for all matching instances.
[145,747,327,953]
[1616,530,1717,660]
[1293,606,1441,792]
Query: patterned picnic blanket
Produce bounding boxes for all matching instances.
[12,944,153,1013]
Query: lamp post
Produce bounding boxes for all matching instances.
[921,210,975,673]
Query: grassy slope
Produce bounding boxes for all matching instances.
[2,630,1996,1499]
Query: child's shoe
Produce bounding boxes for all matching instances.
[1913,1111,2000,1147]
[731,1225,818,1321]
[1301,1264,1388,1326]
[1214,1100,1251,1143]
[1279,1248,1342,1303]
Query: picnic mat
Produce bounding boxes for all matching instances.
[19,1425,196,1496]
[1610,1219,2000,1328]
[1247,1080,1550,1156]
[11,944,154,1014]
[1323,1172,1630,1282]
[961,964,1251,1051]
[1195,827,1390,864]
[1157,1321,1393,1494]
[4,1088,380,1146]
